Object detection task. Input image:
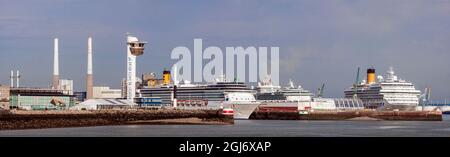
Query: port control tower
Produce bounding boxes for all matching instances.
[126,34,147,103]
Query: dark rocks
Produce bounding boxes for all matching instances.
[0,109,233,130]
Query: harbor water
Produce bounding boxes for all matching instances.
[1,115,450,137]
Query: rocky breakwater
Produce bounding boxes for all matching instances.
[0,109,233,130]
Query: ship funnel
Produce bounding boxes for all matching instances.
[367,68,376,84]
[163,68,171,85]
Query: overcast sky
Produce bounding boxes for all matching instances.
[1,0,449,99]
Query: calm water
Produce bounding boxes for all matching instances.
[1,115,450,137]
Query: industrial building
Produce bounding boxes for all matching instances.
[9,87,75,110]
[71,98,135,110]
[121,77,143,98]
[3,38,75,110]
[93,86,122,99]
[59,79,73,95]
[74,91,87,103]
[0,85,10,109]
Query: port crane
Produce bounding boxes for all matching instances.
[316,83,325,98]
[353,67,360,99]
[419,87,431,111]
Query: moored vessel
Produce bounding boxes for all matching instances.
[138,75,260,119]
[345,67,421,111]
[255,79,363,112]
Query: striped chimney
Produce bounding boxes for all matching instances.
[86,36,94,99]
[52,38,60,89]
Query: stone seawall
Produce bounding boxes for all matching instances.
[0,109,233,130]
[250,110,443,121]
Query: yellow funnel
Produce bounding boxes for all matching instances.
[367,68,376,84]
[163,70,171,85]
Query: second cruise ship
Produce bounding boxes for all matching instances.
[344,67,421,111]
[138,74,260,119]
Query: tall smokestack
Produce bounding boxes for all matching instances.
[16,70,20,88]
[10,70,14,88]
[86,36,94,99]
[52,38,60,89]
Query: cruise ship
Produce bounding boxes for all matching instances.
[344,67,421,111]
[255,79,313,112]
[138,75,260,119]
[255,79,364,112]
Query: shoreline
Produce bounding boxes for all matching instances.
[0,109,234,130]
[126,117,233,125]
[0,109,444,131]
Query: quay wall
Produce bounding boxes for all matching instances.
[250,110,442,121]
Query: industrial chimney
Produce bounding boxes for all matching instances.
[52,38,60,89]
[10,70,14,88]
[86,36,94,99]
[16,70,20,88]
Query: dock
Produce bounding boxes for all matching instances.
[250,110,443,121]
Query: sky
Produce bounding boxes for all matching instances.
[1,0,449,99]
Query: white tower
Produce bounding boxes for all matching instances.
[10,70,14,88]
[126,34,146,102]
[86,36,94,99]
[16,70,20,88]
[52,38,60,89]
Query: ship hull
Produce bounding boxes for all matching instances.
[378,104,418,111]
[177,101,260,119]
[223,101,260,119]
[257,102,299,112]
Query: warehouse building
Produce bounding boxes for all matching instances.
[9,87,75,110]
[0,85,10,109]
[93,86,122,99]
[71,98,135,110]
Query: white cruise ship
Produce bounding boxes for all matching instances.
[255,79,364,112]
[138,75,260,119]
[344,67,421,111]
